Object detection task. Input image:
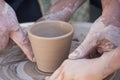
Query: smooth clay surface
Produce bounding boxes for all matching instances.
[31,25,70,37]
[28,21,73,72]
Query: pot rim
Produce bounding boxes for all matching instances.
[28,20,73,40]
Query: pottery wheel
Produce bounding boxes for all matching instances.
[0,22,119,80]
[0,41,80,80]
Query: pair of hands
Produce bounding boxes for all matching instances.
[1,1,120,80]
[46,17,120,80]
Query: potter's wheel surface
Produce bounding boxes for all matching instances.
[0,22,119,80]
[0,41,80,80]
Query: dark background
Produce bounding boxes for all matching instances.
[5,0,102,23]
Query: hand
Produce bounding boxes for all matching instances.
[46,47,120,80]
[46,15,120,80]
[0,1,34,62]
[69,0,120,59]
[46,1,120,80]
[69,17,120,59]
[46,59,107,80]
[46,59,101,80]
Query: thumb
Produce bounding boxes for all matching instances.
[69,33,97,59]
[10,27,35,62]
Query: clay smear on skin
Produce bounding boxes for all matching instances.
[43,0,81,20]
[44,7,73,20]
[70,18,120,57]
[70,18,120,63]
[89,18,105,38]
[2,3,9,15]
[71,18,106,57]
[104,25,120,47]
[2,2,19,30]
[0,41,79,79]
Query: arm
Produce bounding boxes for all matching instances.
[38,0,86,22]
[69,0,120,78]
[101,0,120,26]
[101,1,120,74]
[99,1,120,72]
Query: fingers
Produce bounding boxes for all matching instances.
[46,60,67,80]
[55,72,64,80]
[48,66,63,80]
[47,72,64,80]
[10,26,35,62]
[69,33,97,59]
[69,18,106,59]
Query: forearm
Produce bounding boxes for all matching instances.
[39,0,86,22]
[101,0,120,26]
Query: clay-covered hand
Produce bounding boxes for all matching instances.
[69,17,120,59]
[0,1,34,62]
[69,0,120,59]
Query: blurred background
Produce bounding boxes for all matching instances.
[5,0,102,23]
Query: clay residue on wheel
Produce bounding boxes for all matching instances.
[0,41,79,80]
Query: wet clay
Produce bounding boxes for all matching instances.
[31,25,70,38]
[28,21,73,72]
[0,41,118,80]
[0,41,79,80]
[0,22,119,80]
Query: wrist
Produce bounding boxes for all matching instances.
[101,14,120,27]
[99,48,120,78]
[101,0,120,26]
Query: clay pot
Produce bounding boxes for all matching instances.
[28,21,73,72]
